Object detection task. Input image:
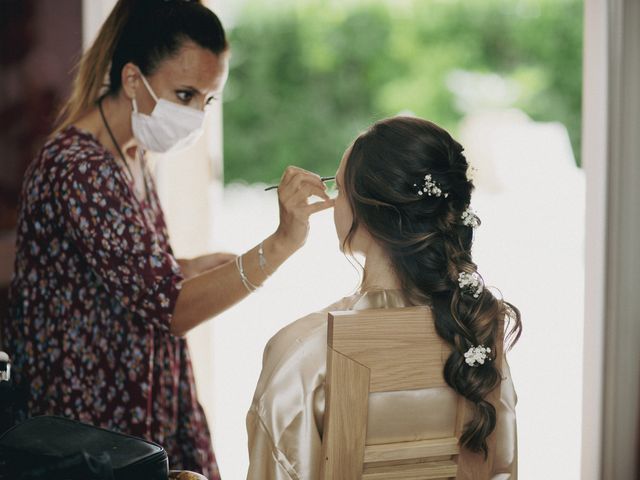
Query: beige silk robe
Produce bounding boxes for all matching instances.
[246,290,518,479]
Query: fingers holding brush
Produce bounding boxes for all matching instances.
[273,166,335,251]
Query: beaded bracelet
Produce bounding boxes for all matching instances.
[236,254,261,292]
[258,241,272,276]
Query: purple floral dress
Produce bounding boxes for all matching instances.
[3,126,220,479]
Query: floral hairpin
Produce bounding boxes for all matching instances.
[458,271,484,298]
[464,344,491,367]
[466,165,478,182]
[461,206,481,228]
[413,174,448,198]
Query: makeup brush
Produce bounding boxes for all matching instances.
[264,176,335,191]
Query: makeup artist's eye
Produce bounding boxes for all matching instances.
[176,90,195,103]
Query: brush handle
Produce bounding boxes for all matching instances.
[264,176,335,191]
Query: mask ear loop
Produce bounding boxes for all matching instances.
[137,69,160,103]
[131,67,160,113]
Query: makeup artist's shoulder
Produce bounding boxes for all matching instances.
[35,127,106,182]
[264,294,361,356]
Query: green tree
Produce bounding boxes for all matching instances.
[223,0,583,184]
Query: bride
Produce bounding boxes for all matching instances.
[246,116,522,479]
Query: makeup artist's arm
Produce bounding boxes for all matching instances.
[170,167,335,337]
[177,253,236,279]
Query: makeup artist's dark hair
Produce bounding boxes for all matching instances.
[342,116,522,458]
[56,0,227,133]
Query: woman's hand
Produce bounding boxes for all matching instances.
[273,166,335,252]
[178,252,236,279]
[172,167,333,335]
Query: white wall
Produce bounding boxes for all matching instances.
[82,0,116,47]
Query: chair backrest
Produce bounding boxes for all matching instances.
[319,306,502,480]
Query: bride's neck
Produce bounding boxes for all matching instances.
[359,241,402,292]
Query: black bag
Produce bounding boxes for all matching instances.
[0,351,23,435]
[0,415,169,480]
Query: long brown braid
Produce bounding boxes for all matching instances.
[341,116,522,457]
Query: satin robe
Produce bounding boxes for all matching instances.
[246,290,518,479]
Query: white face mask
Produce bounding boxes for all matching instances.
[131,71,205,153]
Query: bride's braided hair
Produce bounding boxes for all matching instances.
[342,116,522,457]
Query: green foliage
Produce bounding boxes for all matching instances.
[223,0,583,184]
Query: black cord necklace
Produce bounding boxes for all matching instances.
[97,96,149,201]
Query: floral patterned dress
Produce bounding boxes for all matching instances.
[3,126,220,478]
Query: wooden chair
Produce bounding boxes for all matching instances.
[319,306,502,480]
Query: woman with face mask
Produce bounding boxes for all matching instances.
[2,1,333,478]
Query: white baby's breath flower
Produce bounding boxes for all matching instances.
[464,345,492,367]
[461,206,481,228]
[458,271,484,298]
[415,173,448,198]
[466,164,478,182]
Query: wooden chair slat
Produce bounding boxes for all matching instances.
[329,308,448,392]
[319,348,370,479]
[362,460,458,480]
[364,437,460,463]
